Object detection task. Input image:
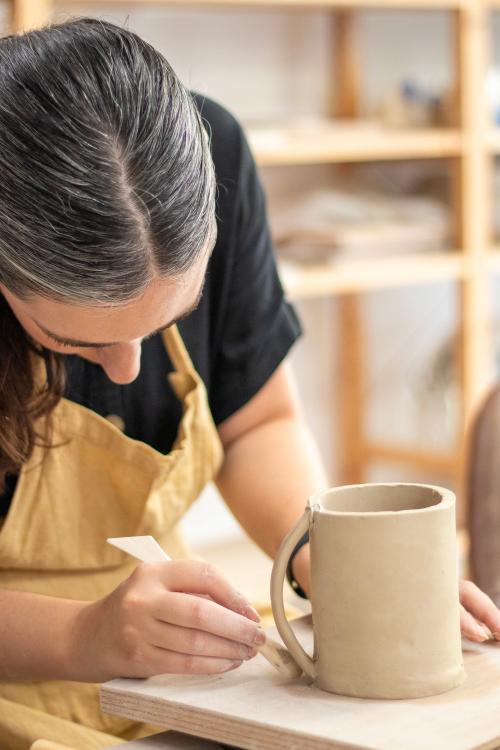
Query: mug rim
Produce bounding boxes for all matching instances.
[308,482,455,516]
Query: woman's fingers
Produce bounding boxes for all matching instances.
[460,603,490,641]
[158,560,260,622]
[156,590,266,649]
[459,580,500,641]
[148,644,244,675]
[148,619,258,662]
[123,641,244,678]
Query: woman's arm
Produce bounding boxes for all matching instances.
[216,360,326,597]
[0,562,262,682]
[216,360,500,642]
[0,590,86,680]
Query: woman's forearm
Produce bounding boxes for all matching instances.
[0,590,86,681]
[215,414,327,594]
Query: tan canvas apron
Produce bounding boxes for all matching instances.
[0,324,224,749]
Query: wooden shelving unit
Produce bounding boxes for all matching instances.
[7,0,499,532]
[247,124,463,165]
[280,252,465,298]
[13,0,474,8]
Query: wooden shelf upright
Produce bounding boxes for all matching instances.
[7,0,498,534]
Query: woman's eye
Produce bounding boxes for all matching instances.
[50,339,75,349]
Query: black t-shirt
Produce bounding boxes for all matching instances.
[0,93,302,517]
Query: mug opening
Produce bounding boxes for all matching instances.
[314,484,448,514]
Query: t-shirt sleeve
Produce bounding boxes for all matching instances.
[209,121,303,425]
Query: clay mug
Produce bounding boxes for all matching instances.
[271,483,466,699]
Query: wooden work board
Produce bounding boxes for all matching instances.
[101,615,500,750]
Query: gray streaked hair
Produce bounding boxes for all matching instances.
[0,16,217,306]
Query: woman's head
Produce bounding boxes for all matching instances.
[0,15,217,303]
[0,16,217,487]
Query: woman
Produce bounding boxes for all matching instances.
[0,16,498,750]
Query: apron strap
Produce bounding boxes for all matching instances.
[161,324,196,376]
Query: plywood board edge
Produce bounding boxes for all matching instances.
[100,687,367,750]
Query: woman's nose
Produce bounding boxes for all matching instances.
[97,341,142,384]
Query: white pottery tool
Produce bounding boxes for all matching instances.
[107,535,302,679]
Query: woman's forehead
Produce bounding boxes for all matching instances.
[1,257,207,346]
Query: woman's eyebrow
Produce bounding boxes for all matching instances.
[34,281,206,348]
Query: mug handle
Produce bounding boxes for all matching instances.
[270,508,316,679]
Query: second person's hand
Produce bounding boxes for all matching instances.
[69,559,264,682]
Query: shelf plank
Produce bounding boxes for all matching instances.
[59,0,468,8]
[279,252,464,298]
[363,441,457,474]
[248,126,463,165]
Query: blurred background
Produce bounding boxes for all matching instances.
[5,0,500,611]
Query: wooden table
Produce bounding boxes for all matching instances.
[101,615,500,750]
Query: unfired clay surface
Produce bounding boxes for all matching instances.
[271,483,465,699]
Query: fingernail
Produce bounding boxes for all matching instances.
[474,626,491,641]
[253,628,266,646]
[246,606,261,622]
[234,595,260,622]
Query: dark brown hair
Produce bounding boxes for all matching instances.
[0,17,217,491]
[0,295,65,491]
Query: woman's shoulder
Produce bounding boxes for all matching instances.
[190,91,242,138]
[190,91,249,179]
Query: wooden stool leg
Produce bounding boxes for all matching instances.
[338,294,365,484]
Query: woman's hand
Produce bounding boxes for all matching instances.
[459,579,500,642]
[70,560,264,682]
